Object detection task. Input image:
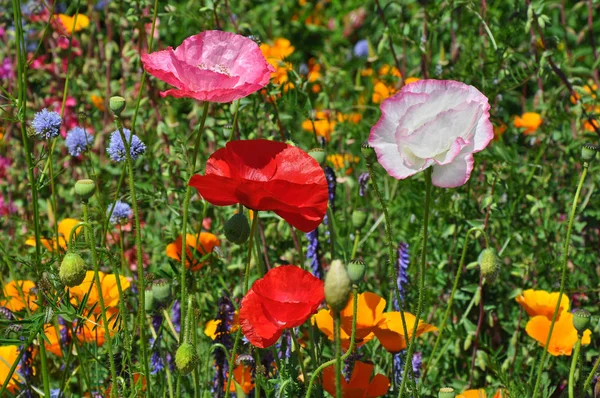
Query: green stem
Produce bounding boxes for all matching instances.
[583,354,600,392]
[224,210,259,398]
[422,227,488,382]
[82,203,118,397]
[532,163,589,397]
[114,117,151,394]
[399,167,432,398]
[334,312,342,398]
[569,336,582,398]
[228,99,240,142]
[305,286,358,397]
[0,323,44,396]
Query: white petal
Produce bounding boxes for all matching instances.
[431,146,475,188]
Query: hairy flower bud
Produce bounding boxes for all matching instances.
[324,260,352,312]
[347,259,366,283]
[438,387,455,398]
[74,179,96,201]
[573,309,591,335]
[224,213,251,244]
[175,342,199,375]
[479,248,500,283]
[109,96,126,116]
[59,252,87,287]
[144,287,155,313]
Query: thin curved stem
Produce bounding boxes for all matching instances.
[569,336,582,398]
[583,351,600,392]
[532,163,589,397]
[399,168,432,397]
[422,227,488,382]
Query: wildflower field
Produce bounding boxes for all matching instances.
[2,0,600,397]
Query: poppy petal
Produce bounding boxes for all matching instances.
[239,290,282,348]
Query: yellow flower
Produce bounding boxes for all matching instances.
[302,111,336,141]
[166,233,221,271]
[525,312,591,356]
[515,289,569,320]
[326,153,360,175]
[69,271,130,313]
[260,38,295,62]
[56,14,90,34]
[0,345,26,392]
[25,218,83,253]
[378,64,401,78]
[1,280,38,312]
[203,312,240,340]
[513,112,542,135]
[337,112,362,124]
[372,81,396,104]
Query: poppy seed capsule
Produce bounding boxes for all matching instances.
[582,143,599,162]
[347,259,366,283]
[438,387,455,398]
[324,260,352,312]
[144,287,155,313]
[175,342,199,374]
[74,179,96,201]
[478,248,500,283]
[308,148,326,165]
[224,213,250,244]
[109,96,126,116]
[151,279,171,306]
[361,142,376,164]
[573,309,591,334]
[351,209,368,230]
[59,252,87,287]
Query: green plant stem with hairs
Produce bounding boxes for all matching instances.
[114,116,151,394]
[334,312,342,398]
[305,286,359,398]
[531,161,589,397]
[80,207,118,397]
[399,167,433,398]
[224,210,259,398]
[568,336,581,398]
[422,227,489,383]
[583,350,600,392]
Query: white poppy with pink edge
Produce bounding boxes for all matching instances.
[368,79,493,188]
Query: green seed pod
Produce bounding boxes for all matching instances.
[224,213,251,244]
[582,143,598,162]
[478,248,500,283]
[572,309,591,334]
[109,96,126,116]
[308,148,326,165]
[361,142,376,164]
[324,260,352,312]
[144,287,155,313]
[74,179,96,201]
[59,252,87,287]
[151,279,171,306]
[175,342,199,375]
[351,209,368,230]
[347,259,366,283]
[438,387,456,398]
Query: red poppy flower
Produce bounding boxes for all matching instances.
[239,265,324,348]
[189,140,329,232]
[141,30,274,103]
[322,361,390,397]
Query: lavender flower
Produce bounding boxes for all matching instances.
[353,39,369,58]
[0,306,14,320]
[212,295,235,398]
[106,128,146,162]
[19,345,34,397]
[343,348,362,382]
[65,126,93,156]
[393,242,409,311]
[107,200,133,225]
[358,172,369,197]
[392,352,403,386]
[150,315,164,374]
[305,228,322,278]
[150,351,164,374]
[31,109,62,139]
[57,316,69,346]
[412,352,422,379]
[171,300,181,333]
[324,166,336,211]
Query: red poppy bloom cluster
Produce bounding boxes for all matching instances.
[189,139,329,232]
[239,265,324,348]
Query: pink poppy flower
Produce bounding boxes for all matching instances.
[141,30,274,103]
[368,79,493,188]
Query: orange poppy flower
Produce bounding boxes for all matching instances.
[55,14,90,34]
[513,112,542,135]
[44,325,63,357]
[337,112,362,124]
[457,389,488,398]
[25,218,83,252]
[260,38,295,62]
[525,312,591,356]
[373,311,437,353]
[515,289,569,319]
[372,81,396,104]
[1,280,38,312]
[378,65,401,78]
[584,107,600,132]
[69,271,130,312]
[322,361,390,397]
[165,232,221,271]
[302,111,336,141]
[0,345,29,392]
[90,94,105,112]
[227,363,254,394]
[570,83,597,104]
[404,77,421,85]
[75,314,119,346]
[493,122,507,141]
[204,311,240,339]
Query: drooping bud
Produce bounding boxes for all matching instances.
[478,248,500,283]
[582,143,598,162]
[109,96,126,116]
[324,260,352,312]
[351,209,368,230]
[438,387,456,398]
[361,142,376,164]
[224,213,251,244]
[74,179,96,201]
[347,259,366,283]
[572,309,591,334]
[59,252,87,287]
[151,279,171,306]
[175,342,199,375]
[308,148,326,165]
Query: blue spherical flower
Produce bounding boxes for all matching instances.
[107,200,133,225]
[353,39,369,58]
[65,127,93,156]
[106,128,146,162]
[31,108,62,139]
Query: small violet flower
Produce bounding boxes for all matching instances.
[106,200,133,225]
[353,39,369,58]
[31,109,62,140]
[65,126,93,156]
[106,128,146,162]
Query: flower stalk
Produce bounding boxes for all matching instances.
[568,336,582,398]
